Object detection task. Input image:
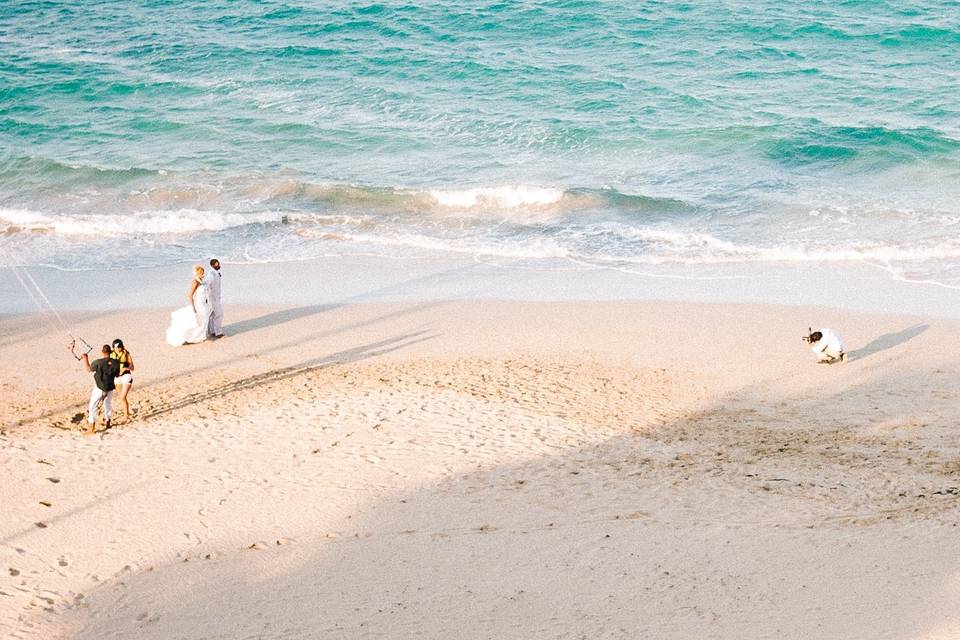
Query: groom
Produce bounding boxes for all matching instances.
[207,258,224,338]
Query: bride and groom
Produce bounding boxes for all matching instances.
[165,258,224,346]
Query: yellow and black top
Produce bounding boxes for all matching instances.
[111,348,132,377]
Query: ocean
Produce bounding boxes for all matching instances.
[2,0,959,290]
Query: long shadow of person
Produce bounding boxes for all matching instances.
[224,263,481,336]
[136,330,436,421]
[848,324,928,362]
[226,304,341,336]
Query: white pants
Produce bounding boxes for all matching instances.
[208,303,223,336]
[88,387,113,424]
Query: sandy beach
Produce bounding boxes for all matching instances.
[2,298,959,639]
[6,2,960,638]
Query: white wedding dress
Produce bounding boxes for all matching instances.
[166,279,213,346]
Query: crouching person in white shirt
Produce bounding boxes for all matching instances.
[805,327,845,364]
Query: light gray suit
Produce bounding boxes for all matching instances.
[207,268,223,336]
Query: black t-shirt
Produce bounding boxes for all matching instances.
[91,357,120,392]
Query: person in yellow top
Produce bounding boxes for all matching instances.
[110,339,135,423]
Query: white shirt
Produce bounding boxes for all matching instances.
[207,268,222,305]
[811,327,843,354]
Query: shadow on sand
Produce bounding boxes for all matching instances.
[13,300,447,430]
[223,261,481,337]
[224,304,343,336]
[59,363,960,640]
[848,324,928,362]
[136,330,436,422]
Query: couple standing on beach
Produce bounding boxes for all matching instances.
[166,258,224,346]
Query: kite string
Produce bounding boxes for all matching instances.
[9,264,62,335]
[9,264,45,312]
[21,265,71,332]
[3,251,93,355]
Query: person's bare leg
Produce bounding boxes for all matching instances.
[118,384,131,422]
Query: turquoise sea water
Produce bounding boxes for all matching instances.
[1,1,959,287]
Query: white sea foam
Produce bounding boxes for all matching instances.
[5,205,959,269]
[0,208,284,236]
[425,185,566,209]
[335,230,573,260]
[592,230,960,266]
[323,225,960,269]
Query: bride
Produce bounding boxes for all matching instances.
[166,264,213,346]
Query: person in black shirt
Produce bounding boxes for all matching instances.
[77,344,121,434]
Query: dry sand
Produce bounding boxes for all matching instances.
[2,300,959,639]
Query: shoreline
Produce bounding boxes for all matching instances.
[3,253,960,319]
[3,299,960,638]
